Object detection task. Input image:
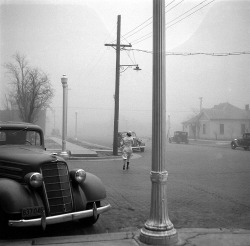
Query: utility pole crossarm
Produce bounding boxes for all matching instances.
[104,44,132,48]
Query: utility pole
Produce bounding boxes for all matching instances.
[199,97,203,112]
[75,111,78,141]
[167,115,170,139]
[105,15,132,156]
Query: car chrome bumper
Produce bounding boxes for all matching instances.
[8,204,111,228]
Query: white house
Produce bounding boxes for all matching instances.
[182,103,250,140]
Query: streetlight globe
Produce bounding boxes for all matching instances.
[133,65,141,71]
[61,75,68,85]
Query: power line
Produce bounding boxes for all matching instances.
[120,0,177,40]
[121,0,185,42]
[125,49,250,56]
[131,0,215,45]
[165,0,215,30]
[165,0,209,27]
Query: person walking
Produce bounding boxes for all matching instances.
[120,131,134,170]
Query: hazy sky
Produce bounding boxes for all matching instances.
[0,0,249,143]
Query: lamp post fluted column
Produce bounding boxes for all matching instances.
[139,0,178,245]
[60,75,69,158]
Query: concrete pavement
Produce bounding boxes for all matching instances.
[1,228,250,245]
[49,137,99,157]
[7,137,247,246]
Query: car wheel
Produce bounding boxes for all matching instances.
[244,147,249,150]
[79,201,100,226]
[231,142,236,149]
[0,208,9,238]
[140,148,145,152]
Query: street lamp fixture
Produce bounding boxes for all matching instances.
[133,65,141,71]
[120,64,141,73]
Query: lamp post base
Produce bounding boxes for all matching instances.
[140,227,178,245]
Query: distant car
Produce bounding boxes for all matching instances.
[169,131,189,144]
[231,133,250,150]
[118,131,145,152]
[0,121,111,236]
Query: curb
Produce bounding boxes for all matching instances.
[1,228,250,246]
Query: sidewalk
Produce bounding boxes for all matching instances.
[2,228,250,245]
[46,137,231,160]
[48,137,99,158]
[189,138,231,148]
[46,137,142,160]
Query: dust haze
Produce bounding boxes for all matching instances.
[1,0,249,146]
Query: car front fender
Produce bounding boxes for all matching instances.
[79,172,106,202]
[0,178,44,214]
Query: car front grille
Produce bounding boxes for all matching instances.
[41,162,73,216]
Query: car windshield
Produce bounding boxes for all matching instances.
[0,129,42,146]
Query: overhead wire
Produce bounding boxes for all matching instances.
[165,0,215,30]
[121,0,184,42]
[124,49,250,56]
[120,0,176,40]
[131,0,215,45]
[83,24,117,81]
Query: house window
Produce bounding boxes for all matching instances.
[203,124,206,134]
[241,124,245,134]
[220,124,224,135]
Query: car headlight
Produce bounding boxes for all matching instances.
[25,172,43,188]
[70,169,86,183]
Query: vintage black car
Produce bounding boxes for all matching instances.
[0,122,111,236]
[231,133,250,150]
[118,131,145,152]
[169,131,189,144]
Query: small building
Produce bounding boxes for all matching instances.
[182,103,250,140]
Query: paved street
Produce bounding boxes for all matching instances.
[7,142,250,239]
[85,142,250,232]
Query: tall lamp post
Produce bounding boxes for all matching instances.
[140,0,178,245]
[60,75,69,158]
[75,111,78,141]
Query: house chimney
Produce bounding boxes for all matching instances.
[245,104,249,111]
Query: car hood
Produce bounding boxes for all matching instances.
[0,145,60,168]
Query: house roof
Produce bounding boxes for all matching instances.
[183,103,250,125]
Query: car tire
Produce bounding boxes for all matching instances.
[244,147,249,150]
[231,142,236,149]
[141,148,145,152]
[79,201,100,226]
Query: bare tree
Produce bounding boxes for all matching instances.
[4,53,54,123]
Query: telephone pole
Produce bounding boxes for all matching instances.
[105,15,132,156]
[199,97,203,112]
